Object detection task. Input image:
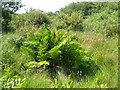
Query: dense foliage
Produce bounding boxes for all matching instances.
[10,10,50,31]
[54,11,83,31]
[2,0,23,33]
[56,2,118,36]
[83,9,118,36]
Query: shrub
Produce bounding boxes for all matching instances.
[10,9,50,31]
[54,12,83,31]
[17,28,98,76]
[83,9,118,37]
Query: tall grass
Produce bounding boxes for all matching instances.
[76,31,118,88]
[1,30,118,88]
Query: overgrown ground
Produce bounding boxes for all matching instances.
[0,30,118,88]
[1,2,118,88]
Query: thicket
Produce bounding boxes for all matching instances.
[2,2,118,37]
[3,2,118,37]
[10,10,50,31]
[60,2,118,16]
[56,2,118,37]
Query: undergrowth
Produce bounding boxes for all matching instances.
[1,28,100,88]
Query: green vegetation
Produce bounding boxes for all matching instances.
[54,11,83,31]
[2,0,24,33]
[10,10,50,30]
[0,1,118,88]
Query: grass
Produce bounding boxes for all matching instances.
[1,31,118,88]
[76,31,118,88]
[0,71,2,89]
[17,71,51,88]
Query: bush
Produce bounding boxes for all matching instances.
[16,28,98,76]
[10,9,50,31]
[1,28,98,88]
[54,12,83,31]
[83,9,118,37]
